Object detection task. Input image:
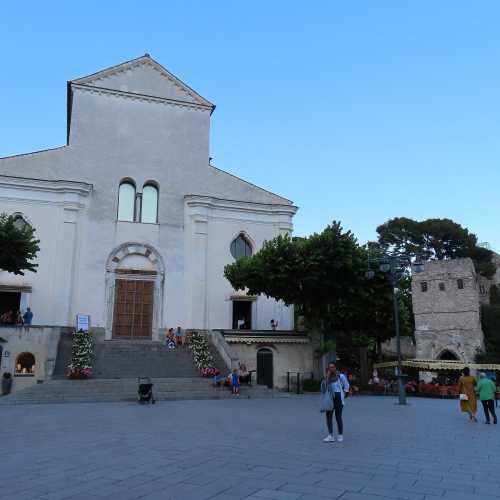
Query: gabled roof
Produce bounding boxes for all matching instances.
[70,54,214,108]
[66,54,215,143]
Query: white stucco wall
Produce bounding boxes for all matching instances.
[0,326,61,393]
[229,342,314,390]
[184,196,296,331]
[0,56,298,337]
[0,177,92,326]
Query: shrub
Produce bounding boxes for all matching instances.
[302,378,321,392]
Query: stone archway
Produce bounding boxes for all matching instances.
[105,243,165,341]
[437,349,460,361]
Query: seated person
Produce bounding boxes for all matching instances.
[213,373,226,387]
[238,363,251,384]
[0,310,13,324]
[165,328,176,349]
[175,326,183,346]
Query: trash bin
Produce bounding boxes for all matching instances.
[1,373,12,395]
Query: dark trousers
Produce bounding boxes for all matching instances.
[325,392,343,435]
[482,400,497,423]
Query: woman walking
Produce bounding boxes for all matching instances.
[321,362,349,443]
[476,373,497,425]
[458,367,478,422]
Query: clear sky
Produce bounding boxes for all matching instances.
[1,1,499,249]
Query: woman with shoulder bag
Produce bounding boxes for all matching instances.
[458,367,478,423]
[320,362,350,443]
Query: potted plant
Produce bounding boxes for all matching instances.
[2,372,13,395]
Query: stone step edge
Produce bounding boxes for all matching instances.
[0,394,291,405]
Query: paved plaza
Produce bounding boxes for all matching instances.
[1,396,500,500]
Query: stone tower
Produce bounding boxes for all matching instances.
[411,258,484,362]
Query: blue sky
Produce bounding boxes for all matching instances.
[1,1,499,249]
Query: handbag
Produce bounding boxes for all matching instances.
[320,381,334,412]
[459,393,469,401]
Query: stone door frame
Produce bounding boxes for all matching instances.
[105,243,165,341]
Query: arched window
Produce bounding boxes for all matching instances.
[15,352,35,375]
[12,213,30,231]
[117,181,136,222]
[230,234,252,259]
[141,184,159,224]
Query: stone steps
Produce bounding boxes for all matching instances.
[53,336,208,379]
[0,378,282,405]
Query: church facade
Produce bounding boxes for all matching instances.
[0,55,297,340]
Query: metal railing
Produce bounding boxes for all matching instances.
[286,371,314,394]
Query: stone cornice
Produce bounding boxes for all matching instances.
[72,83,213,113]
[224,334,310,345]
[0,175,93,196]
[184,195,298,217]
[71,55,214,109]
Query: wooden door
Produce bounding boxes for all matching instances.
[113,280,154,339]
[257,348,273,388]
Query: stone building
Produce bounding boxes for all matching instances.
[411,258,484,363]
[0,55,313,393]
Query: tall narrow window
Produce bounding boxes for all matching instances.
[230,234,252,259]
[117,181,136,222]
[12,214,29,231]
[141,184,159,223]
[457,279,464,290]
[420,282,428,292]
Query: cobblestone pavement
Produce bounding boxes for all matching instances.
[1,396,500,500]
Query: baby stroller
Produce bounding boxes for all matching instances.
[137,377,155,404]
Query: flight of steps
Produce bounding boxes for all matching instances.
[0,378,279,405]
[52,333,227,380]
[1,332,282,404]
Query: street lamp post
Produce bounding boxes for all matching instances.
[366,252,424,406]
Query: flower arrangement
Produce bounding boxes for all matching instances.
[188,331,217,376]
[200,367,220,378]
[67,329,93,379]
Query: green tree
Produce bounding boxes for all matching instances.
[224,222,366,337]
[490,284,500,306]
[376,217,495,277]
[0,214,40,275]
[224,222,406,349]
[476,304,500,363]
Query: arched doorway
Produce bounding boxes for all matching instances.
[15,352,36,375]
[105,243,165,341]
[436,349,461,384]
[438,350,459,361]
[257,348,273,388]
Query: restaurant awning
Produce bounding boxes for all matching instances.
[373,359,500,371]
